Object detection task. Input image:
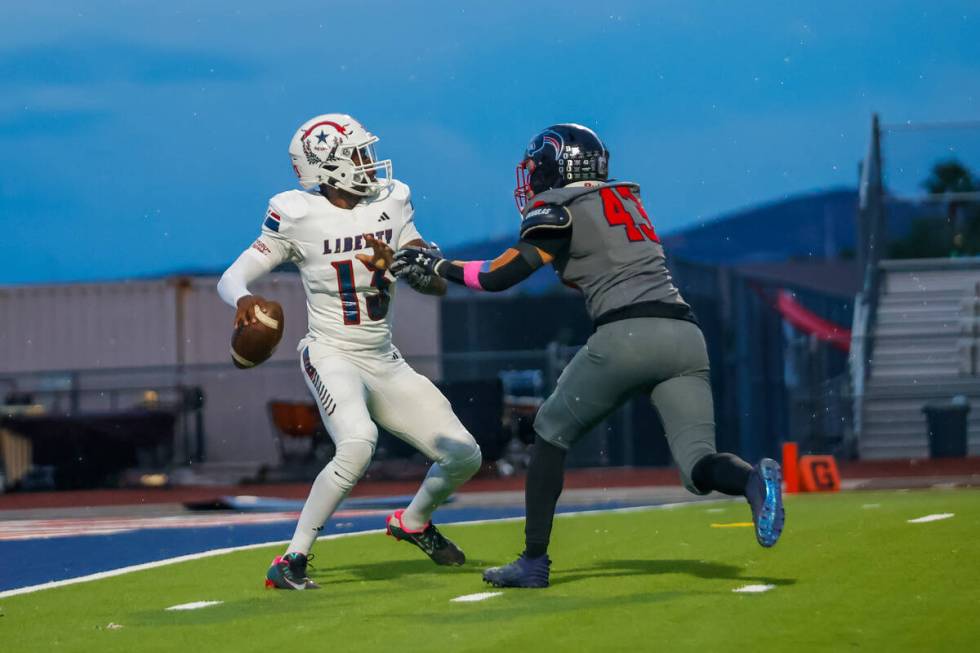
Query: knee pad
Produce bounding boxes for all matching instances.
[326,438,375,492]
[533,396,584,450]
[438,437,482,483]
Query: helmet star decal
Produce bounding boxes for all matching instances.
[316,131,329,144]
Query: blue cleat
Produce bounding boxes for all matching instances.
[483,553,551,588]
[745,458,785,548]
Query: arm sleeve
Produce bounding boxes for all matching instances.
[522,230,570,258]
[216,236,291,307]
[436,233,568,292]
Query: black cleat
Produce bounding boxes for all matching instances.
[386,509,466,566]
[265,552,320,590]
[483,553,551,588]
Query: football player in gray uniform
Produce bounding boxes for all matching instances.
[391,124,784,589]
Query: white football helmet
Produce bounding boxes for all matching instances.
[288,114,393,196]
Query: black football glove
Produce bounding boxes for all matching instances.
[391,246,446,288]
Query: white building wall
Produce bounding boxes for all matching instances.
[0,280,179,373]
[0,274,442,464]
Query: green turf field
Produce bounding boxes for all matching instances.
[3,489,979,652]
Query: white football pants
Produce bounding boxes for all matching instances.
[286,342,482,555]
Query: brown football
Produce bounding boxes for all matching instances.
[231,301,285,369]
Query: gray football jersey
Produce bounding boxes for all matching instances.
[524,182,686,321]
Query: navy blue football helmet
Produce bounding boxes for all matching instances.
[514,123,609,211]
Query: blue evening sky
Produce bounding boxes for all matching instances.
[1,1,978,284]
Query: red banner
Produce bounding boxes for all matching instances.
[775,290,851,352]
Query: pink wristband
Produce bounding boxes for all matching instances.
[463,261,485,290]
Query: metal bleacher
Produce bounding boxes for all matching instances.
[857,258,980,459]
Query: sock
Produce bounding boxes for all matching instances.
[691,452,753,496]
[523,435,567,559]
[402,447,482,531]
[286,438,374,555]
[286,470,349,554]
[401,463,451,531]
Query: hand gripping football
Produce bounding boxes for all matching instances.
[231,302,284,369]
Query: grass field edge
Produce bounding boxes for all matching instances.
[0,497,733,600]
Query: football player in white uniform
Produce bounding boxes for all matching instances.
[217,114,482,590]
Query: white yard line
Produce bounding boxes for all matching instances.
[166,600,224,611]
[907,513,954,524]
[451,592,503,603]
[0,500,730,600]
[733,584,775,593]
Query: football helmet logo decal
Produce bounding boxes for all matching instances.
[527,130,564,158]
[288,114,393,196]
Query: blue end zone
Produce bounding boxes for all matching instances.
[0,501,642,593]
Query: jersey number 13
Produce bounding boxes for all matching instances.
[330,260,391,325]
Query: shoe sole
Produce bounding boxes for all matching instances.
[756,458,785,548]
[482,576,548,589]
[482,565,550,589]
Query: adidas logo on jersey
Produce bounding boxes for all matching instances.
[378,212,391,222]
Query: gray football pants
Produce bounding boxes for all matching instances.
[533,317,717,494]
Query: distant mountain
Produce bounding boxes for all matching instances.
[663,187,933,265]
[447,187,928,282]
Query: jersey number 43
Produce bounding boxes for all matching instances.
[600,187,659,243]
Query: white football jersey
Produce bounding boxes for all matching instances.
[252,179,421,352]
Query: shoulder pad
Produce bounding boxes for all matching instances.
[269,190,311,221]
[605,181,640,194]
[373,179,411,207]
[520,203,572,238]
[387,178,411,203]
[532,182,640,208]
[263,190,310,234]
